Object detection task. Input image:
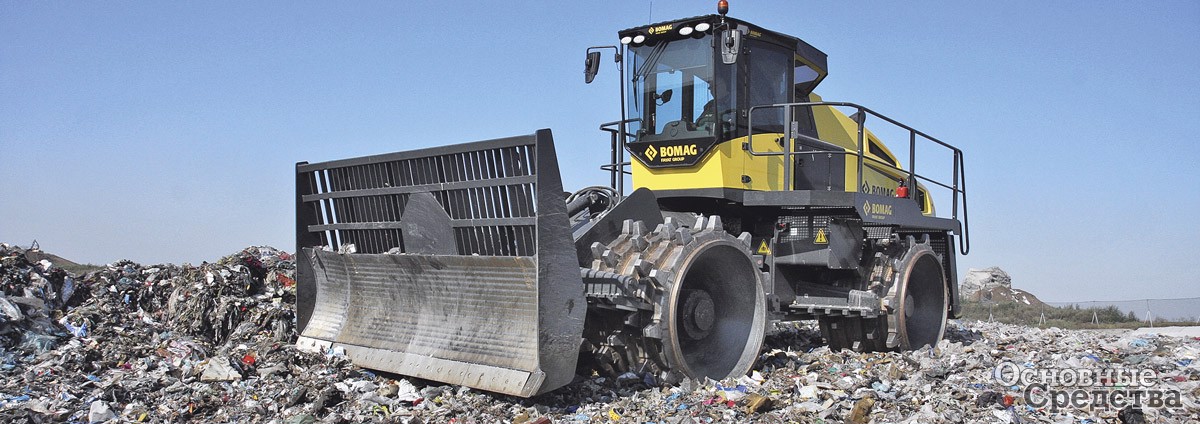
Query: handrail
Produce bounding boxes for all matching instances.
[599,118,641,197]
[956,149,970,254]
[746,101,970,255]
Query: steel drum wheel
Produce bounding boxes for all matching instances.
[889,245,949,350]
[663,238,766,380]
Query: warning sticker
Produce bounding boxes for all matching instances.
[814,228,829,244]
[757,240,772,255]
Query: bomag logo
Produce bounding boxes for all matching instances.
[861,182,896,197]
[862,201,894,217]
[653,144,698,163]
[648,24,673,35]
[644,146,658,160]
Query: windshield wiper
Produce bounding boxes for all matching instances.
[631,42,669,115]
[634,42,668,79]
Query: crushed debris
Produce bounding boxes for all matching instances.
[1,243,1197,422]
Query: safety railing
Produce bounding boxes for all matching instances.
[747,102,970,255]
[598,118,640,197]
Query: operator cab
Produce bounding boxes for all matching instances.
[618,15,828,169]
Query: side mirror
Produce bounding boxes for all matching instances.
[584,51,601,84]
[655,89,673,105]
[721,29,741,65]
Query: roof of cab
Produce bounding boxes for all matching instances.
[617,15,827,78]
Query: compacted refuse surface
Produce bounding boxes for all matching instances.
[1,244,1197,423]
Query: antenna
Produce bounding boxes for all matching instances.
[648,0,653,24]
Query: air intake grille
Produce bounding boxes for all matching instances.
[778,215,830,242]
[865,225,893,240]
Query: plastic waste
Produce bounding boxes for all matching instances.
[88,400,116,423]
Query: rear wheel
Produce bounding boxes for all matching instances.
[820,242,948,352]
[886,243,948,350]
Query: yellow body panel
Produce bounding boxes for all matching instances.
[630,132,790,191]
[631,93,933,214]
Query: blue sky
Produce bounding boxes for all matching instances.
[2,1,1197,303]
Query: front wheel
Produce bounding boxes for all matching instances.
[660,225,766,380]
[584,215,767,381]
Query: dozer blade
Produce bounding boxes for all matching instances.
[294,129,586,397]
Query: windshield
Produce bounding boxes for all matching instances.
[627,37,718,141]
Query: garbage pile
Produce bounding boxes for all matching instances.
[2,244,1198,423]
[527,323,1198,423]
[0,244,308,422]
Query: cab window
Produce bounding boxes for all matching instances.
[868,139,897,167]
[746,41,791,134]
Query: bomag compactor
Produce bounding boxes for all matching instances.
[294,4,970,397]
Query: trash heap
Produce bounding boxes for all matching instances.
[2,243,1198,423]
[530,323,1199,424]
[0,244,309,422]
